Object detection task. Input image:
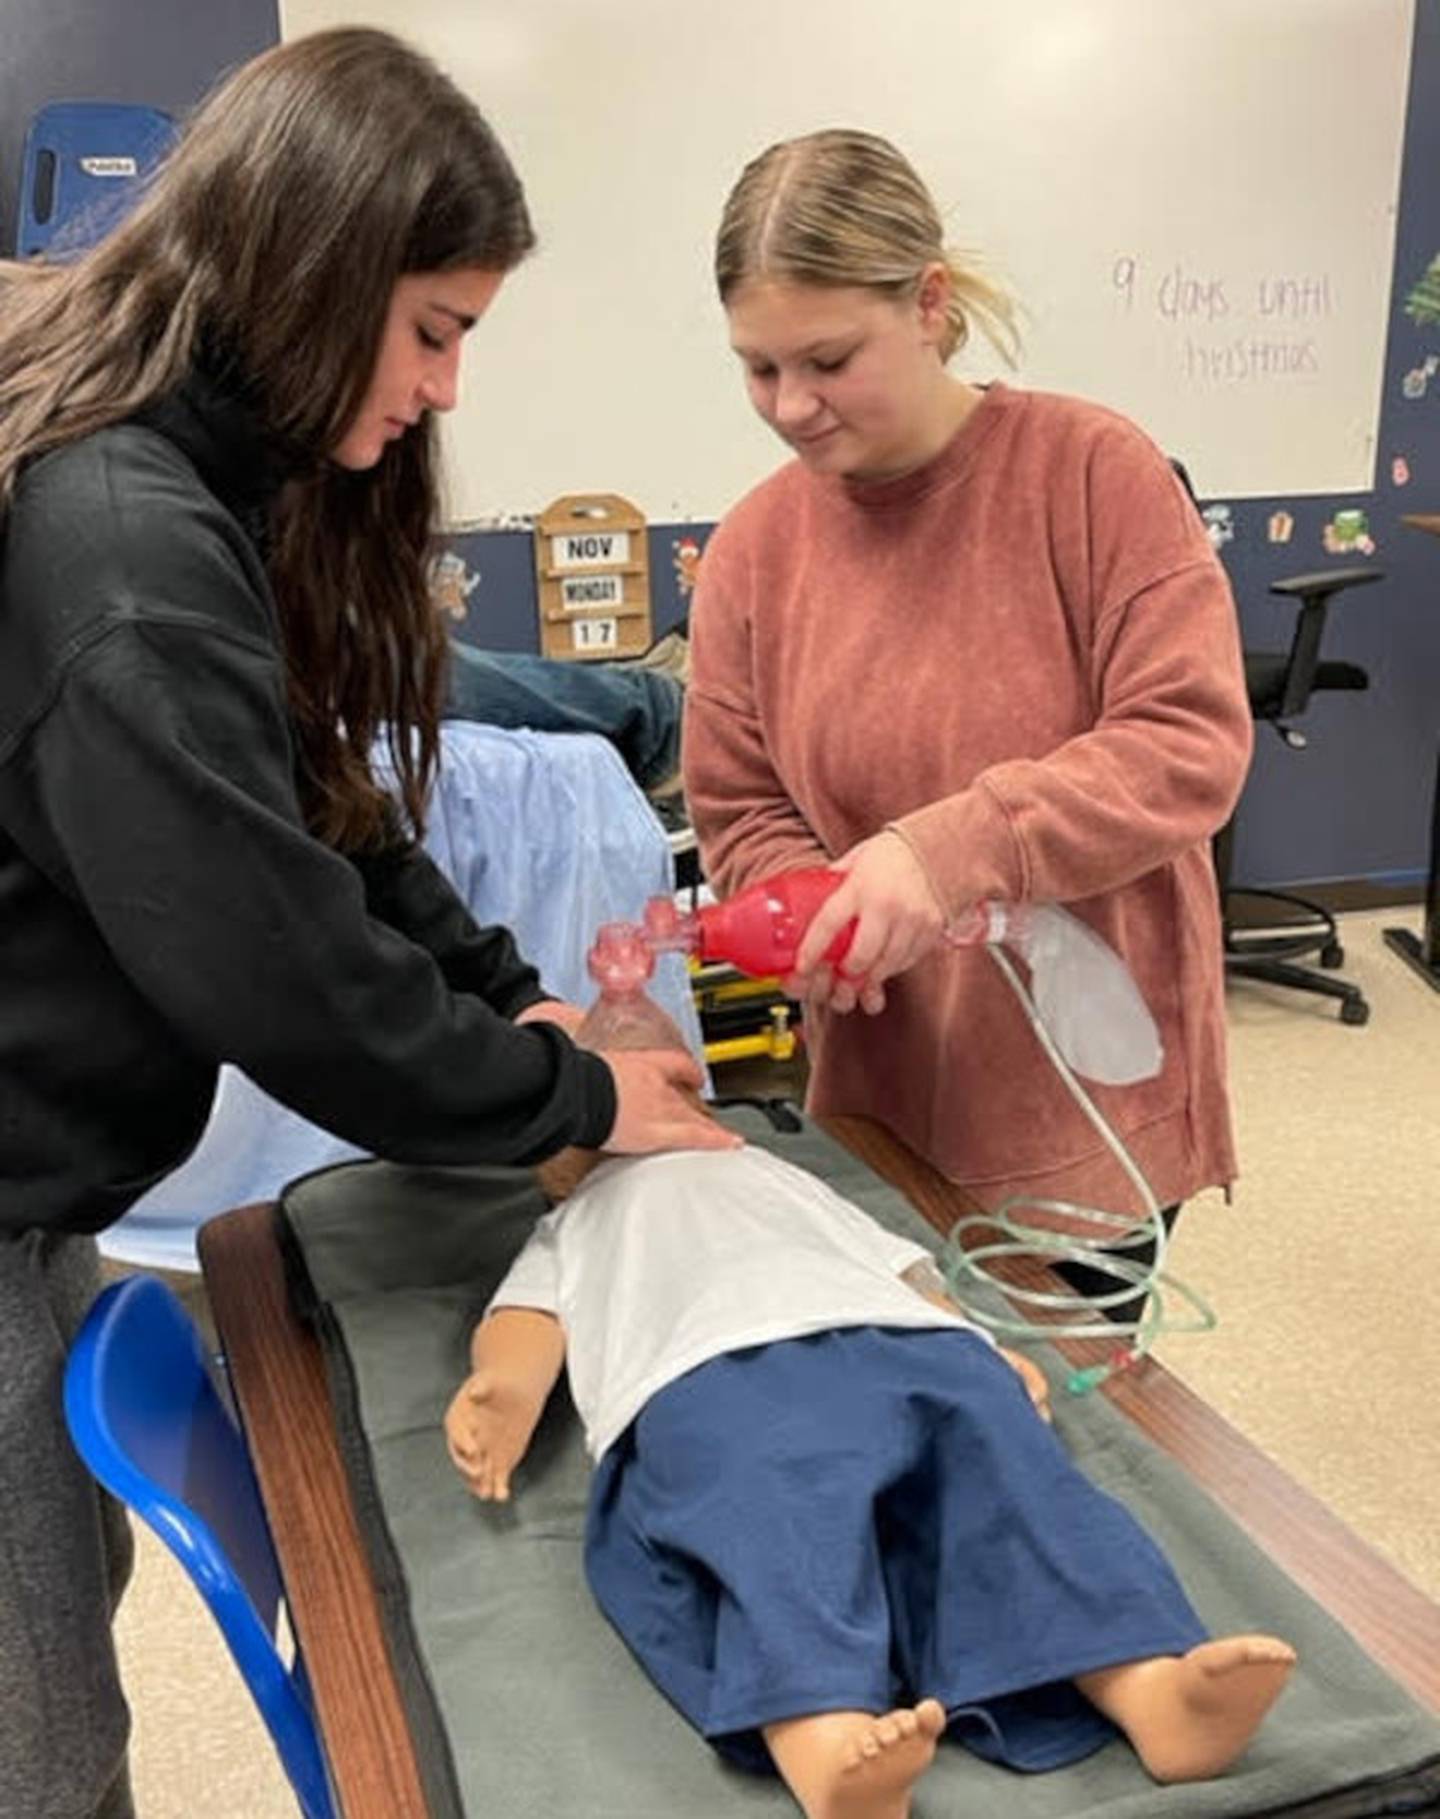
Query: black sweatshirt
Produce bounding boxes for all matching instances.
[0,374,616,1236]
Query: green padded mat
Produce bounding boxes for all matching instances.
[276,1103,1440,1818]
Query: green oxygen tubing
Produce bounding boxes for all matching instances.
[934,901,1217,1395]
[639,871,1217,1396]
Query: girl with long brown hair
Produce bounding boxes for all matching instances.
[0,29,730,1816]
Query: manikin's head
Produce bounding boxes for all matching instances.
[535,1084,715,1205]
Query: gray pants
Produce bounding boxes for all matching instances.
[0,1230,134,1819]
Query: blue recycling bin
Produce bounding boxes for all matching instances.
[16,100,177,258]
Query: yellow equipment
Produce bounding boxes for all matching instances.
[689,959,800,1067]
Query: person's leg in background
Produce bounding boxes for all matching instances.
[444,639,684,798]
[1054,1204,1182,1327]
[629,614,691,690]
[0,1229,135,1819]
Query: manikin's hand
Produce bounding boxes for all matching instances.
[999,1347,1052,1424]
[899,1262,1051,1424]
[789,831,947,1016]
[515,999,588,1037]
[602,1049,743,1156]
[445,1368,545,1501]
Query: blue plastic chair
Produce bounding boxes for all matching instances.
[16,101,177,258]
[64,1276,336,1819]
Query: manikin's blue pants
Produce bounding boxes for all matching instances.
[444,642,682,794]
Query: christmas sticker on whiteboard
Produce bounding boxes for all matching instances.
[572,617,619,653]
[562,574,625,610]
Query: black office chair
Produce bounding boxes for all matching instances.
[1214,565,1383,1025]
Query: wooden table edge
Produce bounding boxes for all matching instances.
[200,1201,430,1818]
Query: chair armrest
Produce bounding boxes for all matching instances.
[1259,567,1381,726]
[1269,567,1384,603]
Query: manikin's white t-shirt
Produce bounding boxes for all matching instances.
[487,1145,989,1462]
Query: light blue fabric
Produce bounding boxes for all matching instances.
[445,642,682,794]
[101,723,701,1271]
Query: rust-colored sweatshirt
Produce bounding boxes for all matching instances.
[685,383,1253,1214]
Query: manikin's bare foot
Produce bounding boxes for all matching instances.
[764,1699,946,1819]
[1077,1636,1296,1783]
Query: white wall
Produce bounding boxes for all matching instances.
[283,0,1414,520]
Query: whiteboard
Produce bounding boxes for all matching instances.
[281,0,1415,519]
